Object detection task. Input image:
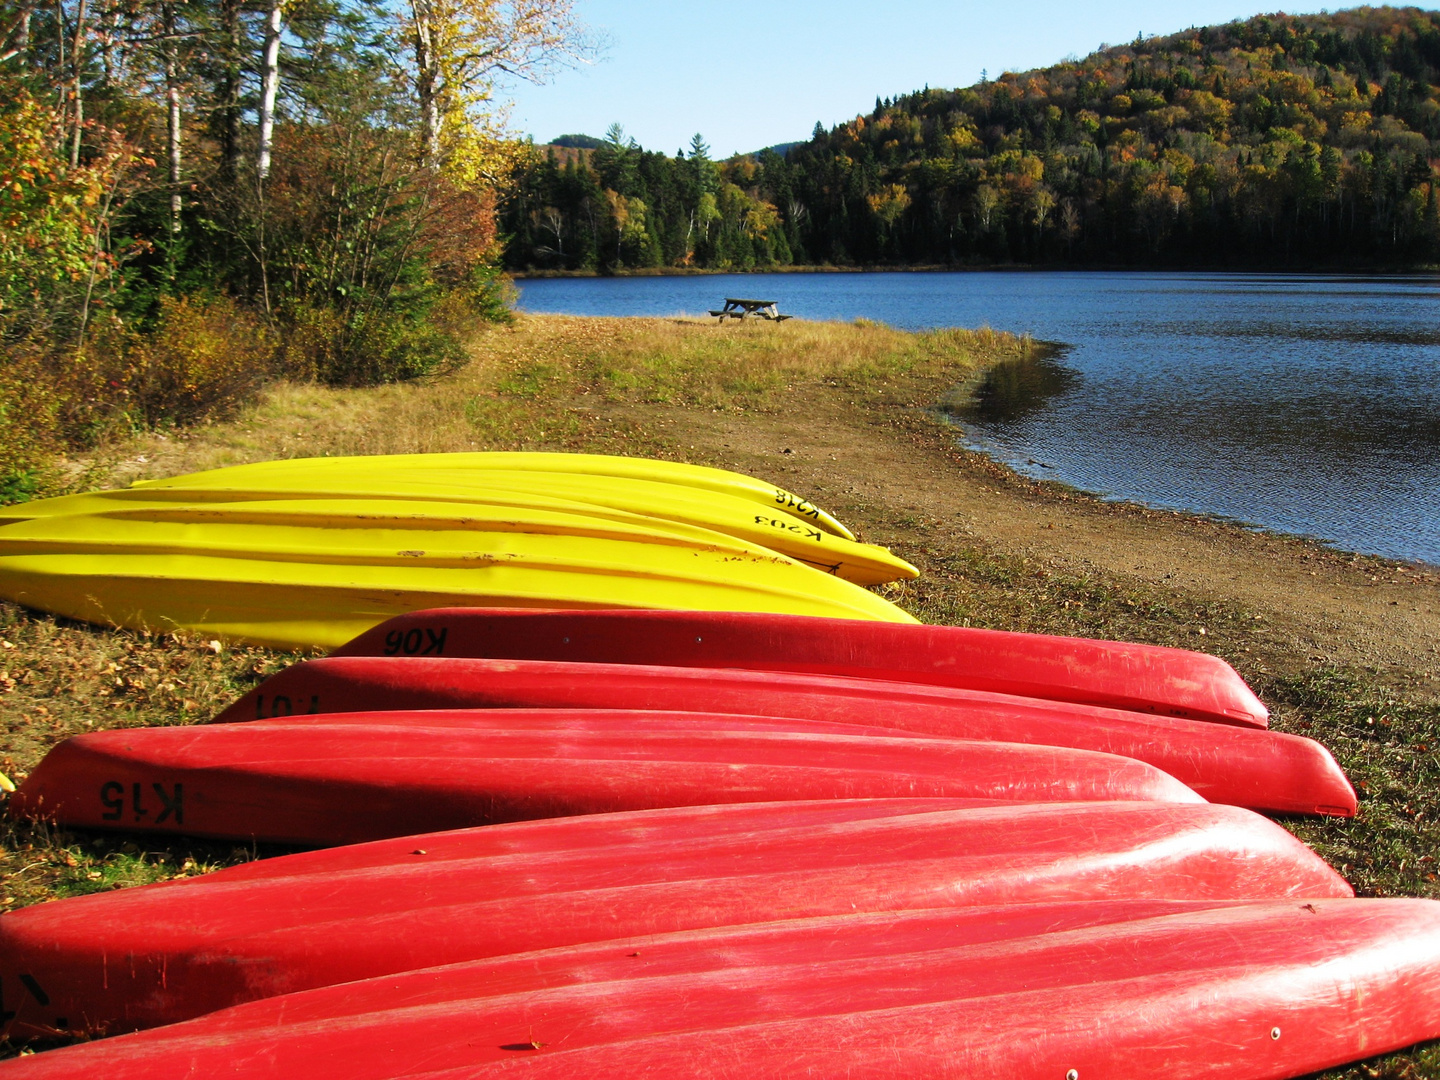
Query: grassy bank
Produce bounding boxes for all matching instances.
[86,314,1036,475]
[2,314,1438,1076]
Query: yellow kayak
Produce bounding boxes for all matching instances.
[131,452,860,540]
[0,497,916,649]
[14,472,916,586]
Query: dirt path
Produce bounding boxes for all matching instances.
[619,387,1440,699]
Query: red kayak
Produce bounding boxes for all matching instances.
[214,655,1355,816]
[6,709,1203,845]
[333,608,1271,727]
[9,898,1436,1080]
[0,799,1350,1040]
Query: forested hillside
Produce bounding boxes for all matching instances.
[501,7,1440,271]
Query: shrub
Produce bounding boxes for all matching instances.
[0,347,61,503]
[0,89,149,349]
[121,296,277,427]
[0,295,278,504]
[458,265,518,326]
[274,299,474,387]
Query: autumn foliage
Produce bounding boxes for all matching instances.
[0,0,584,496]
[503,7,1440,270]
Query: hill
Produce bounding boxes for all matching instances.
[502,7,1440,270]
[549,134,605,149]
[755,141,802,158]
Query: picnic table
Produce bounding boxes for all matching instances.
[708,298,792,322]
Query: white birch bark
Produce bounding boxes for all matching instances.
[257,0,284,181]
[163,1,181,232]
[409,0,441,168]
[69,0,88,167]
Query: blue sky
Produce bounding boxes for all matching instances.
[502,0,1393,158]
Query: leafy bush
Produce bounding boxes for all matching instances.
[120,296,277,426]
[0,89,148,347]
[0,347,61,502]
[459,265,518,325]
[255,117,507,386]
[0,296,277,503]
[274,301,469,386]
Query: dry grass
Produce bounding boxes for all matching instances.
[65,315,1032,489]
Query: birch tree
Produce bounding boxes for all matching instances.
[161,0,181,233]
[402,0,589,178]
[256,0,283,180]
[66,0,89,166]
[0,2,33,62]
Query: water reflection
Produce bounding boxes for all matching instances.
[953,351,1078,423]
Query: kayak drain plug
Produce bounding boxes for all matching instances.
[1271,1027,1281,1040]
[1066,1071,1079,1080]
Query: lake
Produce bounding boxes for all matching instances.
[516,271,1440,567]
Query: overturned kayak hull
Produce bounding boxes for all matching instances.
[335,607,1270,726]
[7,472,916,586]
[7,709,1201,845]
[0,799,1351,1040]
[128,450,863,540]
[0,508,915,649]
[214,655,1354,816]
[8,899,1435,1080]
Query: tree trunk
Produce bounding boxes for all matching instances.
[1,4,33,63]
[257,0,283,181]
[164,2,181,235]
[409,0,441,168]
[217,0,243,182]
[69,0,87,167]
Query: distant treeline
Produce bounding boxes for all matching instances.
[501,6,1440,271]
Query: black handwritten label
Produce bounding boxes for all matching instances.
[153,783,183,825]
[383,627,448,656]
[753,515,823,542]
[255,694,321,719]
[100,781,184,826]
[773,489,821,519]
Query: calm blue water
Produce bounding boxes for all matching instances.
[517,272,1440,566]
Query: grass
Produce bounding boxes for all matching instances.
[1,313,1438,1076]
[40,314,1033,489]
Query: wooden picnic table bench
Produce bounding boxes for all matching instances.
[708,298,792,322]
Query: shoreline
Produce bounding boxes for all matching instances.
[953,449,1440,576]
[511,263,1440,279]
